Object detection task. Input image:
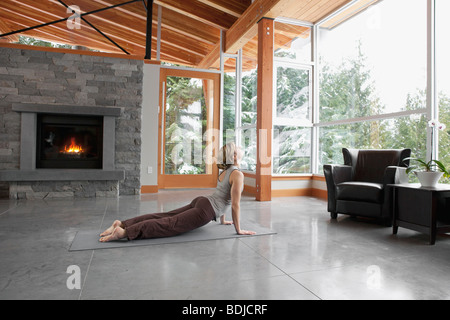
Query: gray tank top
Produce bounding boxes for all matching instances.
[206,166,241,219]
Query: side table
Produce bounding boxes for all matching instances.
[391,183,450,245]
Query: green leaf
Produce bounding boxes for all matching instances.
[433,160,449,175]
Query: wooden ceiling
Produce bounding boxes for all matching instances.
[0,0,352,70]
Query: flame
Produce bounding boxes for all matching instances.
[62,137,83,154]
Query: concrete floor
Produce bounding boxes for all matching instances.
[1,189,450,300]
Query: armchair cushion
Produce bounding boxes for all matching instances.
[336,182,383,203]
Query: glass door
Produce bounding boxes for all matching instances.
[158,68,220,189]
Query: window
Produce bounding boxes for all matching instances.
[274,64,311,124]
[319,0,427,120]
[273,63,312,174]
[436,0,450,174]
[273,21,313,175]
[237,55,258,172]
[318,0,428,169]
[223,57,237,146]
[274,21,312,63]
[224,53,257,172]
[274,125,311,174]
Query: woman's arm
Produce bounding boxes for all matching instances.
[230,170,256,235]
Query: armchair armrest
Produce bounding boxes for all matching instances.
[383,166,406,186]
[323,164,352,185]
[323,164,352,213]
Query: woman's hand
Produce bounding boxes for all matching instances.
[220,215,233,225]
[237,229,256,235]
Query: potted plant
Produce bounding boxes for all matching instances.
[404,119,450,187]
[405,157,450,187]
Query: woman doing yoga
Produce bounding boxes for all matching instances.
[99,142,256,242]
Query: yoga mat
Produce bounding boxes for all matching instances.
[69,220,276,251]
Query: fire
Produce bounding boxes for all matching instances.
[61,137,83,154]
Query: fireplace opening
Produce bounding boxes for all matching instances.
[36,114,103,169]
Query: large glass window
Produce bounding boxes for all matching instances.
[241,64,258,127]
[273,22,313,175]
[273,63,312,174]
[436,0,450,176]
[319,0,427,120]
[235,54,258,172]
[318,0,428,168]
[223,57,237,146]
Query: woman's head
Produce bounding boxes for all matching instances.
[217,142,241,170]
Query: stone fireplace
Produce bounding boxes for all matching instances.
[0,103,125,198]
[0,46,143,199]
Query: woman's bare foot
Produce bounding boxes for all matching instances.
[99,226,127,242]
[100,220,123,237]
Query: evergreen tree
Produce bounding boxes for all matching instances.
[319,42,384,166]
[164,76,206,174]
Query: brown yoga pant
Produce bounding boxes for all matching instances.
[122,196,216,240]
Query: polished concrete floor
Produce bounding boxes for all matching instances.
[1,189,450,300]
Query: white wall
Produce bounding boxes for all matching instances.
[140,63,161,187]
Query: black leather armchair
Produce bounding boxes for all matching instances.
[323,148,411,225]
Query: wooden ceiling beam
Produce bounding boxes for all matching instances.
[87,2,221,48]
[197,0,287,68]
[198,0,351,69]
[0,0,66,27]
[226,0,308,55]
[274,22,310,39]
[0,18,19,42]
[159,7,219,46]
[90,0,217,47]
[196,0,251,18]
[156,22,210,58]
[90,0,147,21]
[154,0,237,30]
[156,43,202,66]
[197,42,220,69]
[0,5,126,53]
[3,18,124,53]
[0,0,142,51]
[277,0,351,23]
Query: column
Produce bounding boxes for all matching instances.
[256,18,273,201]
